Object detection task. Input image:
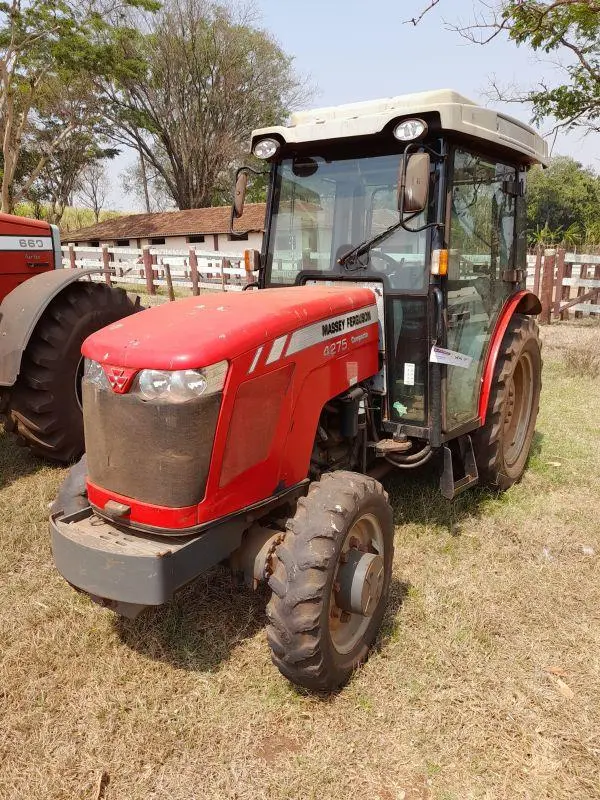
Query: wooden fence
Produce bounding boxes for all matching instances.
[63,244,599,320]
[526,249,600,324]
[62,244,255,300]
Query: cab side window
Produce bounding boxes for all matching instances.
[445,150,517,428]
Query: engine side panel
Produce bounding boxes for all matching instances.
[0,213,55,303]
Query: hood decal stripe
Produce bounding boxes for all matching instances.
[286,303,379,357]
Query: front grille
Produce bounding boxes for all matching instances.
[83,380,221,507]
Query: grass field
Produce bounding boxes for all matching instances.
[0,320,599,800]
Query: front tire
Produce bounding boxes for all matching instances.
[4,282,137,462]
[473,314,542,490]
[266,471,394,692]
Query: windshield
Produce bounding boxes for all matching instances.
[267,153,431,292]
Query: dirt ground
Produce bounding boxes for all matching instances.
[0,319,598,800]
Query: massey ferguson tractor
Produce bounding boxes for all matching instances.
[0,212,136,460]
[51,90,546,691]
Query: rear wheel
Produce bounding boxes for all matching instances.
[4,282,137,462]
[473,314,542,490]
[266,471,394,691]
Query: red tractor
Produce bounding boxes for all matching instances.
[0,212,137,460]
[51,90,546,690]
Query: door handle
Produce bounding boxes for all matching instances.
[432,286,444,342]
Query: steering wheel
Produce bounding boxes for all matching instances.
[368,250,403,276]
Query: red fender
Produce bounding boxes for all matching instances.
[477,290,542,424]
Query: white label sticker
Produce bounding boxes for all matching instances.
[429,346,473,369]
[403,362,415,386]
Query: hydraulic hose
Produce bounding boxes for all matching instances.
[384,445,434,470]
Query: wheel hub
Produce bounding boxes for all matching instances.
[336,550,385,616]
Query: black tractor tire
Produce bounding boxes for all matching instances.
[4,282,137,462]
[50,454,89,517]
[266,471,394,692]
[472,313,542,490]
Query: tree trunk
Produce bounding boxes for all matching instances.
[138,147,151,213]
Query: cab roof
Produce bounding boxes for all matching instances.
[252,88,548,166]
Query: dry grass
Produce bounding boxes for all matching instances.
[1,322,599,800]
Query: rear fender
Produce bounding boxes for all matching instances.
[0,268,101,387]
[478,290,541,423]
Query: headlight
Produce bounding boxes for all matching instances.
[84,358,110,390]
[393,118,428,142]
[134,361,228,403]
[252,137,280,159]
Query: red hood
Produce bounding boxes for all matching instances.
[82,285,377,369]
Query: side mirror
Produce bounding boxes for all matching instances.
[398,152,430,214]
[233,171,248,219]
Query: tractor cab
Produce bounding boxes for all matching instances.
[236,89,547,475]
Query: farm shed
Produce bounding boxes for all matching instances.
[64,203,265,255]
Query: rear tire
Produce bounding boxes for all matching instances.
[4,282,137,462]
[266,471,394,692]
[473,314,542,490]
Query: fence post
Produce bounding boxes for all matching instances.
[540,249,555,325]
[576,263,588,319]
[561,260,572,321]
[142,246,155,295]
[553,248,566,319]
[164,264,175,302]
[189,248,199,296]
[220,257,226,291]
[593,265,600,318]
[101,245,112,286]
[532,245,542,298]
[69,244,76,270]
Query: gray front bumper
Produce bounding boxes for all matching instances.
[51,508,244,611]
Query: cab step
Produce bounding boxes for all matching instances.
[440,434,479,500]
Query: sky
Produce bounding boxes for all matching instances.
[105,0,599,211]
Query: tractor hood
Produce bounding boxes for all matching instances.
[82,285,378,370]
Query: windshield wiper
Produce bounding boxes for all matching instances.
[337,206,426,268]
[337,219,406,267]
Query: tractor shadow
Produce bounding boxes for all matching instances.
[114,568,269,674]
[0,424,51,490]
[114,571,411,679]
[381,431,544,534]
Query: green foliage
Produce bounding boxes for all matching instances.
[502,1,600,132]
[0,0,159,210]
[12,201,122,232]
[410,2,600,133]
[526,156,600,245]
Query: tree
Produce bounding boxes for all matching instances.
[120,148,174,212]
[77,161,110,223]
[14,75,118,223]
[407,2,600,134]
[526,155,600,239]
[0,0,158,212]
[105,0,308,209]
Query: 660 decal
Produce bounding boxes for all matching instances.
[0,235,52,251]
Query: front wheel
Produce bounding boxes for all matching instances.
[473,314,542,490]
[266,471,394,692]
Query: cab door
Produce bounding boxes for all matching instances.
[444,149,518,431]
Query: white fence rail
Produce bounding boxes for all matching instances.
[62,244,254,297]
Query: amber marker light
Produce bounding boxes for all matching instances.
[431,248,448,276]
